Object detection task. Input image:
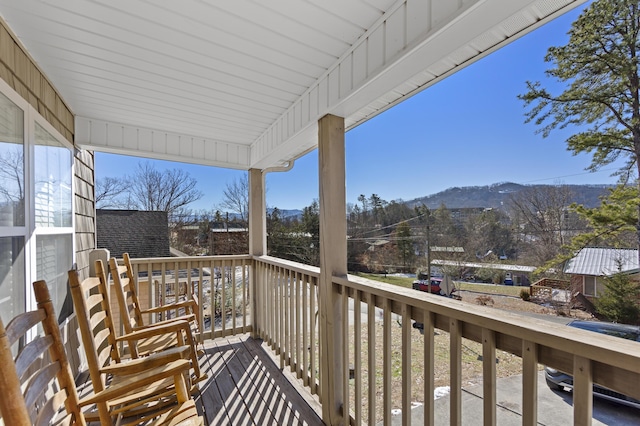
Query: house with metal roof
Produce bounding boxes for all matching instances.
[564,247,639,298]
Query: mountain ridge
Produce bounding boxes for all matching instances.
[403,182,612,210]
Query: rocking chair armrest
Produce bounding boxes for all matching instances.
[131,315,197,331]
[100,346,191,376]
[79,359,192,406]
[114,319,191,342]
[140,300,198,315]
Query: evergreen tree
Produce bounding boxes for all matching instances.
[396,221,415,272]
[596,272,640,325]
[520,0,640,258]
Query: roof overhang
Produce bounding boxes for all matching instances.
[0,0,587,170]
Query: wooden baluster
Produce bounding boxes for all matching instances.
[424,310,434,426]
[483,329,497,426]
[383,297,391,426]
[302,273,309,386]
[368,293,376,425]
[573,355,593,426]
[310,275,317,395]
[354,289,362,425]
[450,318,462,426]
[342,285,350,422]
[401,303,412,426]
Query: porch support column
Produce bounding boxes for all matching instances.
[249,168,266,339]
[318,114,346,425]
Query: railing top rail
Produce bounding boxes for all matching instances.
[130,254,253,264]
[335,274,640,374]
[253,255,321,277]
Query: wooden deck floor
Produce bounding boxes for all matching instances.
[194,334,323,426]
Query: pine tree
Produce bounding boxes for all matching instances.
[396,221,415,272]
[520,0,640,258]
[595,272,640,325]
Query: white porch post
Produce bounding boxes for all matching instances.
[249,168,266,339]
[318,114,346,425]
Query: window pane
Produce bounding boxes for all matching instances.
[36,234,72,320]
[0,236,25,324]
[0,92,24,227]
[595,277,606,297]
[584,276,596,296]
[34,123,72,227]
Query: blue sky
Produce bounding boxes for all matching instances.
[97,2,622,212]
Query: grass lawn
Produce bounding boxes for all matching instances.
[356,272,525,297]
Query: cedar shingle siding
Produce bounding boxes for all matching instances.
[96,210,170,258]
[0,22,74,141]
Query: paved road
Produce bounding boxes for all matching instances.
[388,371,640,425]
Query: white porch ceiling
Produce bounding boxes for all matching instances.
[0,0,586,171]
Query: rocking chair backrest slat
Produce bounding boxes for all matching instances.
[0,280,86,426]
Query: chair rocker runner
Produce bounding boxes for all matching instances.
[0,279,202,426]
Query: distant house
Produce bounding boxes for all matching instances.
[96,210,170,258]
[564,247,639,298]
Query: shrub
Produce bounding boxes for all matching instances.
[475,295,494,306]
[519,289,530,301]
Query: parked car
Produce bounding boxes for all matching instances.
[544,320,640,409]
[412,273,457,333]
[412,274,443,294]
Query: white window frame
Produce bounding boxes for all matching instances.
[0,76,75,315]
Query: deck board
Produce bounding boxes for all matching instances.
[195,334,323,426]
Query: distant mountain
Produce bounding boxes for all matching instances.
[268,208,303,219]
[405,182,613,210]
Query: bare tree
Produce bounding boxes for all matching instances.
[128,162,203,216]
[95,176,128,208]
[0,145,24,225]
[507,184,577,265]
[219,174,248,223]
[0,145,23,203]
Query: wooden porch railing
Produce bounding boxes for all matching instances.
[253,256,321,397]
[128,255,253,340]
[131,255,640,426]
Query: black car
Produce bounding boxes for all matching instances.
[544,320,640,409]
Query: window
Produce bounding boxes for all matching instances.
[584,276,596,297]
[595,277,606,297]
[0,236,25,323]
[36,234,72,319]
[0,90,24,227]
[34,123,72,228]
[0,81,73,324]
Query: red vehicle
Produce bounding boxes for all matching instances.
[412,272,457,297]
[412,273,457,333]
[412,275,443,294]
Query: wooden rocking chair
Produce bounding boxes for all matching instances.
[68,264,203,424]
[111,253,201,330]
[109,255,206,382]
[0,279,202,426]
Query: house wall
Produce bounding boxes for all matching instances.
[0,17,95,278]
[74,150,96,279]
[0,18,96,375]
[572,273,606,300]
[0,20,74,142]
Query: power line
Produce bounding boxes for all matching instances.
[517,167,621,185]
